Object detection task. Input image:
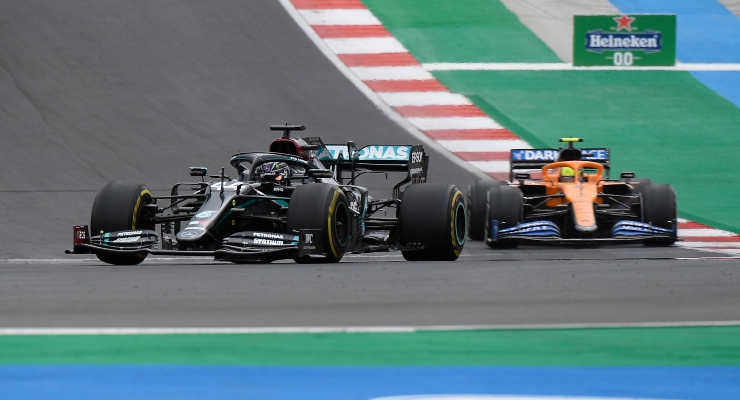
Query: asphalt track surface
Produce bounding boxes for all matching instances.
[0,1,738,328]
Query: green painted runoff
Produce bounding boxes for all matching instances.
[362,0,740,233]
[362,0,560,63]
[1,327,739,365]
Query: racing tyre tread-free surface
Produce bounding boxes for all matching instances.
[399,183,466,261]
[287,183,350,263]
[485,184,523,249]
[467,179,505,241]
[629,178,653,195]
[641,183,677,246]
[89,181,154,265]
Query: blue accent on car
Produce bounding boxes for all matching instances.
[492,220,562,239]
[612,220,674,237]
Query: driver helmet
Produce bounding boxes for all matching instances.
[258,161,291,184]
[560,166,575,182]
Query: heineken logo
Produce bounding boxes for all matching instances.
[586,30,662,53]
[573,14,675,67]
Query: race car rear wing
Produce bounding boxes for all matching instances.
[318,143,429,195]
[509,148,610,181]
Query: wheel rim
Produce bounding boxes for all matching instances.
[454,201,466,246]
[333,202,350,247]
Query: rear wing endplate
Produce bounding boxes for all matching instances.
[318,144,428,194]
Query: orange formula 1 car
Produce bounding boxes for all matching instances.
[467,138,677,247]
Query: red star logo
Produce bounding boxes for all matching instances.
[614,14,635,31]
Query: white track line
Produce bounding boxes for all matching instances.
[298,9,381,26]
[377,92,472,106]
[424,62,740,71]
[437,139,531,152]
[324,37,408,54]
[350,66,435,81]
[2,321,739,335]
[408,117,504,130]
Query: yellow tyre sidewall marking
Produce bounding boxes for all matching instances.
[132,189,152,230]
[327,189,341,258]
[449,190,464,256]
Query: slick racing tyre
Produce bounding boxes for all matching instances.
[467,179,505,241]
[485,184,523,248]
[630,178,653,196]
[287,183,350,263]
[90,181,154,265]
[641,183,677,246]
[399,183,466,261]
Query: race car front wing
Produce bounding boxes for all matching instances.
[66,225,326,261]
[487,220,677,244]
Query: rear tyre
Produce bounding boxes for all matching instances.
[90,181,154,265]
[467,179,505,240]
[287,183,350,263]
[642,183,677,246]
[630,178,653,196]
[399,184,466,261]
[486,185,523,248]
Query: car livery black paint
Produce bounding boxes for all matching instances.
[68,124,467,264]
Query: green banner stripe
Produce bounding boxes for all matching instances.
[2,326,740,365]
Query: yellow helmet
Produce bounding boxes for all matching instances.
[561,167,575,177]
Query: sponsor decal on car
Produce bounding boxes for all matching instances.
[196,210,218,218]
[324,145,411,161]
[252,238,284,246]
[117,230,143,236]
[254,232,284,240]
[112,236,141,243]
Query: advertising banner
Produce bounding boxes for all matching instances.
[573,14,676,66]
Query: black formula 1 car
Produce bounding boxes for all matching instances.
[467,138,677,247]
[67,125,466,264]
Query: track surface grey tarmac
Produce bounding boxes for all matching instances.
[0,1,736,328]
[0,0,473,259]
[2,243,739,328]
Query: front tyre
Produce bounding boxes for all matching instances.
[90,181,154,265]
[399,184,466,261]
[485,185,523,248]
[642,183,677,246]
[287,183,350,263]
[467,179,505,240]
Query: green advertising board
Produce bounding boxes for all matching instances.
[573,15,676,67]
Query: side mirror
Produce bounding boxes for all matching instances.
[620,172,635,180]
[189,167,208,177]
[514,173,530,181]
[307,169,333,179]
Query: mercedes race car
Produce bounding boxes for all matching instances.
[67,124,466,264]
[467,138,677,247]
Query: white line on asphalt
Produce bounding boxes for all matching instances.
[324,37,408,54]
[678,229,738,237]
[298,9,381,26]
[436,139,530,152]
[350,66,435,81]
[423,62,740,71]
[377,92,472,106]
[407,117,503,130]
[2,321,739,335]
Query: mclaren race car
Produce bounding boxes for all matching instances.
[67,124,466,264]
[467,138,677,247]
